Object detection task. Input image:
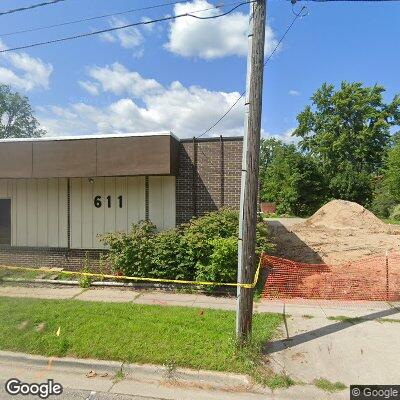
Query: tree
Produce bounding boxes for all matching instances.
[385,141,400,202]
[293,82,400,205]
[0,84,45,138]
[259,138,326,216]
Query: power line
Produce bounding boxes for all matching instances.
[0,0,221,38]
[0,1,251,53]
[197,5,307,139]
[0,0,66,17]
[197,5,307,168]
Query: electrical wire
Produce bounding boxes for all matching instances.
[0,1,251,54]
[197,5,307,139]
[196,5,307,167]
[0,0,243,39]
[0,0,66,17]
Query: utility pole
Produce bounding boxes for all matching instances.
[236,0,266,341]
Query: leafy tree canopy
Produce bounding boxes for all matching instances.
[0,84,45,139]
[260,138,326,216]
[293,82,400,203]
[385,141,400,203]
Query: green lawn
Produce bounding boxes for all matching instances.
[0,297,283,378]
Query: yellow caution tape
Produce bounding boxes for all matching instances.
[0,253,264,289]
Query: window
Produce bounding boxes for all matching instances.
[0,199,11,245]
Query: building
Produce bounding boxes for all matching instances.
[0,132,243,270]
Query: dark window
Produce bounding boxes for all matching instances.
[0,199,11,245]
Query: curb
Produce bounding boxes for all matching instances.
[0,351,252,391]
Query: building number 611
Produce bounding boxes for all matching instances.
[94,195,123,208]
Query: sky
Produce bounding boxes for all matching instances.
[0,0,399,140]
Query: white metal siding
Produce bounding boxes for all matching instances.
[149,176,176,231]
[0,176,176,250]
[0,178,68,247]
[70,177,146,249]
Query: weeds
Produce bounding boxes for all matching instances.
[314,378,347,392]
[113,369,125,383]
[78,252,92,289]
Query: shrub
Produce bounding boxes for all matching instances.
[182,209,239,270]
[368,179,397,218]
[389,205,400,221]
[196,237,238,283]
[100,221,156,277]
[151,229,194,280]
[100,209,272,285]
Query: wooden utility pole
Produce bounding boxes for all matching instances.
[236,0,266,341]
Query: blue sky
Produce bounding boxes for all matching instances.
[0,0,399,139]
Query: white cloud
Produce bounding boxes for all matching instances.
[165,0,277,59]
[84,63,162,97]
[78,80,100,96]
[38,64,245,138]
[0,40,53,91]
[264,127,298,144]
[289,90,300,96]
[99,17,143,49]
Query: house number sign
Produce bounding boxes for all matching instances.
[93,195,123,208]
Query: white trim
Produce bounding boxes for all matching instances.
[0,131,180,143]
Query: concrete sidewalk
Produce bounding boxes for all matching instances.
[0,284,399,318]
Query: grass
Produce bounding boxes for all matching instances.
[328,315,400,324]
[0,297,289,387]
[314,378,347,392]
[327,316,362,324]
[377,318,400,323]
[301,315,314,319]
[0,268,44,281]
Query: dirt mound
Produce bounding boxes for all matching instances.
[268,200,400,264]
[297,200,388,233]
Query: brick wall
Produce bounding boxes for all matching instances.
[176,136,243,224]
[0,246,111,272]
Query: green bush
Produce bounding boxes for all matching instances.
[100,221,156,277]
[369,180,397,218]
[100,209,272,285]
[389,205,400,221]
[151,229,194,280]
[196,237,238,283]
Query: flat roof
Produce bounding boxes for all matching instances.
[0,132,180,178]
[0,131,180,143]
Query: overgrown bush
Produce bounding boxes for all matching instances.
[196,237,238,284]
[369,180,397,218]
[100,209,272,285]
[151,229,194,280]
[101,221,156,277]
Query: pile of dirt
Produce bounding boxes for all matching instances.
[268,200,400,265]
[298,199,388,233]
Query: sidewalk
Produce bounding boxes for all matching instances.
[0,284,399,318]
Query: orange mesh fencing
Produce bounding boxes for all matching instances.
[261,252,400,301]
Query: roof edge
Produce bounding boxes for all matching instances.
[0,131,180,143]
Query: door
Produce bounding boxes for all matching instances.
[0,199,11,245]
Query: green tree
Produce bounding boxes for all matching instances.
[294,82,400,205]
[259,138,326,216]
[0,84,45,138]
[385,140,400,202]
